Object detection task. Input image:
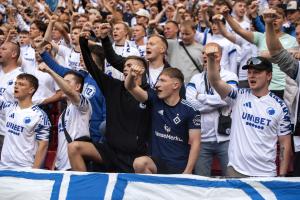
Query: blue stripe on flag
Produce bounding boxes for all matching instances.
[112,174,265,200]
[0,170,63,200]
[66,173,109,200]
[261,181,300,200]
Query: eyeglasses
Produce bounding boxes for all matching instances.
[246,57,262,66]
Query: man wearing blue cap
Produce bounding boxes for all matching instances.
[206,42,292,177]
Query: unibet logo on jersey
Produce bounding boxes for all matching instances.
[6,122,25,135]
[242,112,271,130]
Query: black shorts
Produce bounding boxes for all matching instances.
[93,142,141,173]
[151,157,184,174]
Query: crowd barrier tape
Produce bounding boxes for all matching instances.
[0,169,300,200]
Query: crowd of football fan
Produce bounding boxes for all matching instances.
[0,0,300,178]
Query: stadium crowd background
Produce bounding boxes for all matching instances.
[0,0,300,177]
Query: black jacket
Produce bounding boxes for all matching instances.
[80,37,151,155]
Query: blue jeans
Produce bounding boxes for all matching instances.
[194,141,229,176]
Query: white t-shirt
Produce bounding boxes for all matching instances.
[129,39,147,58]
[54,39,71,66]
[58,45,81,70]
[105,40,140,80]
[20,45,37,75]
[235,35,258,81]
[0,67,23,136]
[226,88,291,176]
[148,66,164,88]
[55,95,92,170]
[32,67,60,105]
[186,69,238,142]
[0,102,50,168]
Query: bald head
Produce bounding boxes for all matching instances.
[204,42,222,54]
[7,41,20,59]
[149,34,168,53]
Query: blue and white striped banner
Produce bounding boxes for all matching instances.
[0,169,300,200]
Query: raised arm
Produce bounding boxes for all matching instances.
[97,23,126,72]
[186,76,231,113]
[40,88,63,105]
[43,16,55,42]
[206,44,232,99]
[264,10,299,79]
[124,65,148,103]
[264,10,283,56]
[248,0,265,33]
[200,3,211,29]
[79,35,112,96]
[147,6,168,35]
[38,64,81,105]
[214,15,236,44]
[35,38,71,76]
[221,6,254,43]
[40,51,70,77]
[102,0,122,22]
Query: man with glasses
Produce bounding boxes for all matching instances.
[206,42,292,177]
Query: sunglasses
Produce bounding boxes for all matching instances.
[246,57,262,66]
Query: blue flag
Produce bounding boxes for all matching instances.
[46,0,59,12]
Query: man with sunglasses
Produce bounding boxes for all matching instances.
[206,42,292,177]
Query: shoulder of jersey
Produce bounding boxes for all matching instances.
[191,73,203,81]
[31,105,47,115]
[269,92,288,109]
[238,88,251,94]
[181,99,198,111]
[228,88,250,99]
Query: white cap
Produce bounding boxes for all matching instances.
[286,1,299,11]
[136,9,150,19]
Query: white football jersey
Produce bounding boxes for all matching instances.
[32,68,60,105]
[186,69,238,142]
[58,46,81,70]
[226,88,291,176]
[0,67,23,136]
[0,101,50,168]
[55,94,92,170]
[54,39,71,66]
[20,45,37,75]
[129,40,147,58]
